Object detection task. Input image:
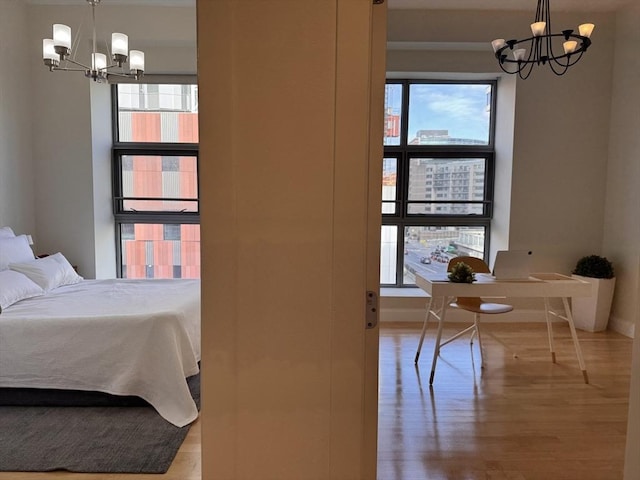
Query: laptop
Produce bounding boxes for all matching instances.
[491,250,533,281]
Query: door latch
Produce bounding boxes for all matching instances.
[365,290,379,329]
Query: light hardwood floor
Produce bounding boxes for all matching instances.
[0,322,632,480]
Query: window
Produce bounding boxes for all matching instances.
[381,80,496,287]
[112,82,200,279]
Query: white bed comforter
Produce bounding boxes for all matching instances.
[0,279,200,427]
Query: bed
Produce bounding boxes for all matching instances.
[0,230,201,428]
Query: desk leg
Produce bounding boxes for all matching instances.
[415,296,434,364]
[429,300,448,385]
[562,296,589,384]
[543,297,557,363]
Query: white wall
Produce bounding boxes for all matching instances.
[27,4,196,277]
[604,4,640,478]
[0,0,35,237]
[603,4,640,338]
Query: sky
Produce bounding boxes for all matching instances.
[386,83,491,143]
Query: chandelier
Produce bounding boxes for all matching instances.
[491,0,594,79]
[42,0,144,83]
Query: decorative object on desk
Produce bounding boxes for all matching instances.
[571,255,615,332]
[447,262,476,284]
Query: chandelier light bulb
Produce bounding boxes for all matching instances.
[563,40,578,54]
[129,50,145,72]
[491,38,506,53]
[579,23,595,38]
[111,33,129,57]
[53,24,71,49]
[530,21,546,36]
[513,49,526,61]
[92,52,107,71]
[42,39,60,61]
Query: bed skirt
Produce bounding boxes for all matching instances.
[0,372,200,408]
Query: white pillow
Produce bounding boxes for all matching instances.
[9,252,83,292]
[0,235,35,271]
[0,226,15,238]
[0,270,44,313]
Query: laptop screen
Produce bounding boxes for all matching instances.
[492,250,533,280]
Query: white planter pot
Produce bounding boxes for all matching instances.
[571,275,616,332]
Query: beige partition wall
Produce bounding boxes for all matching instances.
[197,1,386,478]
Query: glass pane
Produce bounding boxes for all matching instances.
[407,83,491,146]
[403,226,485,285]
[380,226,397,284]
[384,84,403,146]
[120,223,200,279]
[117,84,199,143]
[408,157,486,215]
[121,155,198,212]
[404,226,485,284]
[382,157,397,214]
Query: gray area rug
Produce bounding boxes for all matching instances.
[0,373,199,473]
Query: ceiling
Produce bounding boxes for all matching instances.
[26,0,636,10]
[388,0,634,12]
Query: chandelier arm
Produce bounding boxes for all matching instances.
[495,56,518,75]
[535,0,545,23]
[549,48,585,68]
[543,0,552,38]
[547,60,570,76]
[547,50,584,75]
[104,62,125,70]
[525,38,536,64]
[567,49,585,66]
[544,29,555,65]
[518,61,535,80]
[62,57,91,71]
[535,36,545,65]
[52,66,91,73]
[105,71,136,78]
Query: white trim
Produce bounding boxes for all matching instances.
[28,0,195,5]
[386,41,489,52]
[109,74,197,85]
[609,315,636,338]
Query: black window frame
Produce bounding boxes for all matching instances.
[382,79,497,287]
[111,83,199,278]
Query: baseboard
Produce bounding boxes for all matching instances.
[608,315,636,338]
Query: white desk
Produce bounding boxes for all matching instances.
[414,272,593,384]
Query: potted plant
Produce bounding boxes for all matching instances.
[448,262,476,283]
[571,255,615,332]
